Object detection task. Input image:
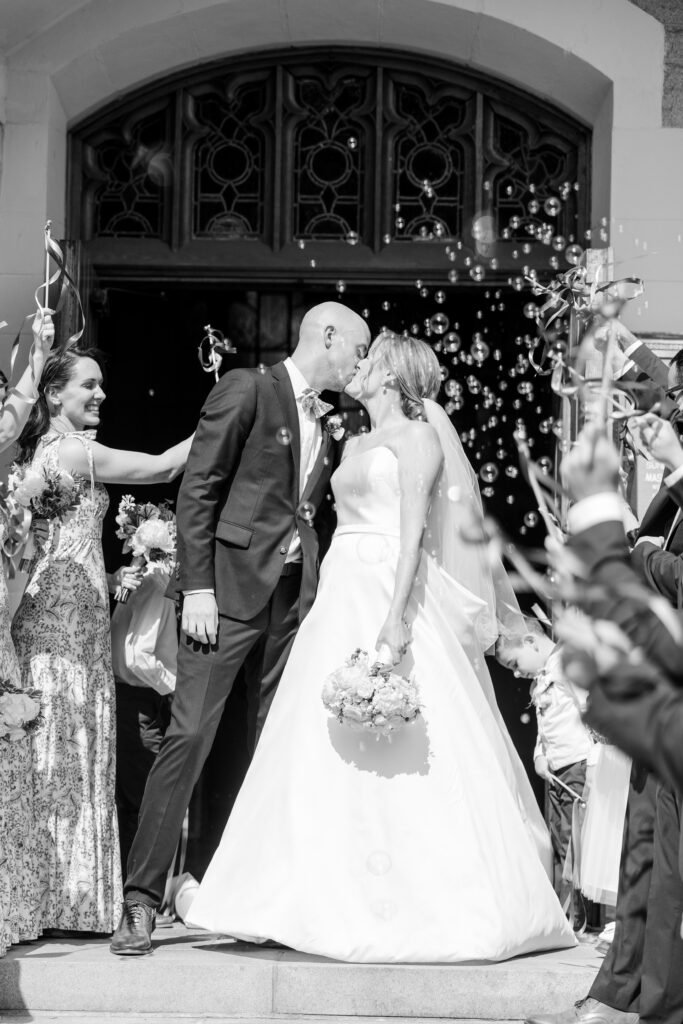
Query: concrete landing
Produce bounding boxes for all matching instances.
[0,924,602,1020]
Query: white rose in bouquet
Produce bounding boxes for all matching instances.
[131,518,176,558]
[0,691,40,740]
[10,468,46,508]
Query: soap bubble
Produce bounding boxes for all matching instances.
[430,312,450,335]
[298,501,316,522]
[479,462,499,484]
[537,456,553,475]
[448,269,459,284]
[444,380,462,398]
[435,290,446,304]
[347,136,358,150]
[336,280,346,293]
[543,197,562,217]
[366,850,392,875]
[395,217,405,229]
[346,231,359,246]
[551,235,567,251]
[470,338,490,363]
[257,363,267,374]
[565,243,584,265]
[276,427,292,445]
[469,264,485,282]
[444,331,461,353]
[505,465,519,478]
[523,303,538,319]
[466,375,482,395]
[512,276,525,292]
[482,486,494,498]
[382,300,391,311]
[528,199,540,215]
[523,511,539,528]
[297,239,306,250]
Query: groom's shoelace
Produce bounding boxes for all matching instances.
[124,901,155,928]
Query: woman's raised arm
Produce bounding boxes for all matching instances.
[57,434,194,485]
[0,312,54,453]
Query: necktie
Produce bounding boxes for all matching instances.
[300,388,333,418]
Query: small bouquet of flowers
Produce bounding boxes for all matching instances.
[0,678,43,741]
[7,463,79,573]
[322,648,421,737]
[114,495,177,602]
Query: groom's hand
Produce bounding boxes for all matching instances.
[182,592,219,645]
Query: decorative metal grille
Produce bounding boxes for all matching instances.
[70,49,590,262]
[81,104,172,239]
[287,68,370,242]
[387,77,474,243]
[486,105,581,244]
[189,77,271,239]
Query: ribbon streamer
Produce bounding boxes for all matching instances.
[198,324,236,382]
[34,221,86,348]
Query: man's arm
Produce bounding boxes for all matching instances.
[176,370,257,593]
[568,517,683,681]
[585,661,683,793]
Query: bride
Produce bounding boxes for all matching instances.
[187,330,575,963]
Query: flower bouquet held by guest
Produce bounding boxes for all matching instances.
[0,310,55,957]
[11,346,192,936]
[113,496,176,602]
[187,331,575,963]
[7,460,78,574]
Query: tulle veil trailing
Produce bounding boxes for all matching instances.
[423,399,553,875]
[423,398,528,652]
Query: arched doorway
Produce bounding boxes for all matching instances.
[67,46,591,872]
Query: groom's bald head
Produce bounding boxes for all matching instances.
[293,302,370,392]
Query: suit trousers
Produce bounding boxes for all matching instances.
[589,775,683,1024]
[125,567,302,907]
[589,771,656,1012]
[115,681,172,875]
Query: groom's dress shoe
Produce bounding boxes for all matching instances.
[525,999,638,1024]
[109,900,156,956]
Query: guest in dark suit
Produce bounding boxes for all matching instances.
[526,426,683,1024]
[110,302,370,955]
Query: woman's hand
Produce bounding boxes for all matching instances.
[31,310,55,363]
[633,413,683,470]
[32,518,50,548]
[375,614,412,666]
[109,563,144,595]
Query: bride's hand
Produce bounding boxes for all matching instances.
[375,614,411,666]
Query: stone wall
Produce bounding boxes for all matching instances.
[630,0,683,125]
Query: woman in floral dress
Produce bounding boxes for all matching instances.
[12,346,192,935]
[0,311,55,956]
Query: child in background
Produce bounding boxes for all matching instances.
[497,621,597,921]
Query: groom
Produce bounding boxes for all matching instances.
[111,301,370,955]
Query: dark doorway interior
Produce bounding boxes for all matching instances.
[96,279,553,874]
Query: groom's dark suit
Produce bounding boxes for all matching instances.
[124,362,334,906]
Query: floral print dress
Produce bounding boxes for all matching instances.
[12,430,123,932]
[0,521,41,955]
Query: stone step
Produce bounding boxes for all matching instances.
[0,925,602,1019]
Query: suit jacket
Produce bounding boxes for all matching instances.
[631,473,683,603]
[175,362,334,622]
[567,519,683,684]
[585,660,683,796]
[619,340,670,389]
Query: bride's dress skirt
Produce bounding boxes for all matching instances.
[188,527,575,963]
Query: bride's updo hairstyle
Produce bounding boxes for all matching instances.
[16,346,106,465]
[372,330,441,421]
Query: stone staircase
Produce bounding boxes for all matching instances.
[0,925,601,1021]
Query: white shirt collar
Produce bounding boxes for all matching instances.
[284,357,313,400]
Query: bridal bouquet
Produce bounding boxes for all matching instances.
[7,463,79,573]
[0,678,43,742]
[322,648,421,737]
[114,495,177,602]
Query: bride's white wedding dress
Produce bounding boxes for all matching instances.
[188,440,576,963]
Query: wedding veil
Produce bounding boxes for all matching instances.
[423,398,528,652]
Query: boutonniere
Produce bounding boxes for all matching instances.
[323,414,346,442]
